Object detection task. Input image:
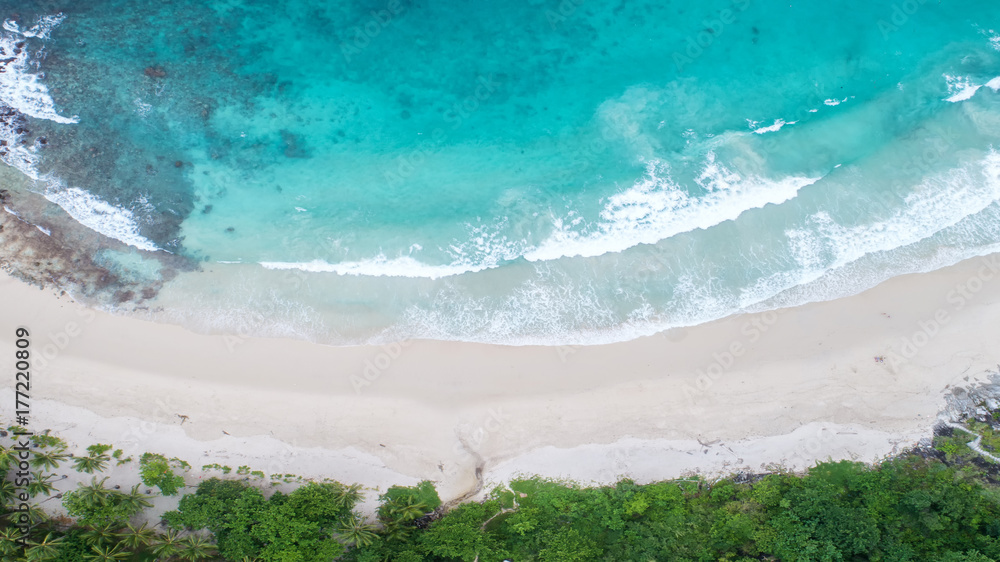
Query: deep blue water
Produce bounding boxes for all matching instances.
[2,0,1000,344]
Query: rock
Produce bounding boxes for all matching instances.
[940,370,1000,424]
[144,65,167,79]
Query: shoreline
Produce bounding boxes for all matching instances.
[2,253,1000,504]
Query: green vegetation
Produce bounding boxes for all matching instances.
[61,477,153,527]
[72,443,113,474]
[111,449,133,465]
[376,480,442,543]
[139,452,187,496]
[2,414,1000,561]
[163,478,359,561]
[345,457,1000,561]
[29,431,67,450]
[28,446,70,472]
[201,463,232,474]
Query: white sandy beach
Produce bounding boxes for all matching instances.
[2,253,1000,510]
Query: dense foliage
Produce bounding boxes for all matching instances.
[345,457,1000,561]
[163,479,362,561]
[2,418,1000,561]
[138,453,187,497]
[61,477,151,527]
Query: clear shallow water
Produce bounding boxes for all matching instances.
[1,0,1000,344]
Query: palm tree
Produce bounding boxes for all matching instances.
[26,532,64,561]
[0,478,16,504]
[115,521,155,551]
[0,527,22,557]
[84,543,130,561]
[335,483,364,508]
[29,448,69,472]
[150,529,182,560]
[118,485,153,513]
[26,473,58,498]
[0,445,19,471]
[385,499,427,523]
[80,523,118,548]
[380,520,412,543]
[72,455,109,474]
[75,477,113,507]
[176,535,217,561]
[4,501,48,525]
[336,514,379,548]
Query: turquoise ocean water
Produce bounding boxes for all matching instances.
[1,0,1000,344]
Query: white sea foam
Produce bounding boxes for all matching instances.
[942,74,1000,101]
[752,119,796,134]
[988,30,1000,51]
[392,272,626,345]
[0,115,42,180]
[3,203,50,236]
[946,85,982,102]
[943,74,987,103]
[2,14,66,39]
[265,156,818,279]
[0,15,159,252]
[386,152,1000,346]
[133,98,152,117]
[524,157,817,262]
[260,255,492,280]
[43,185,160,252]
[787,150,1000,276]
[3,205,26,220]
[0,15,77,124]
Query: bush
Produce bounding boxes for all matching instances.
[139,452,186,496]
[378,480,442,524]
[164,478,357,562]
